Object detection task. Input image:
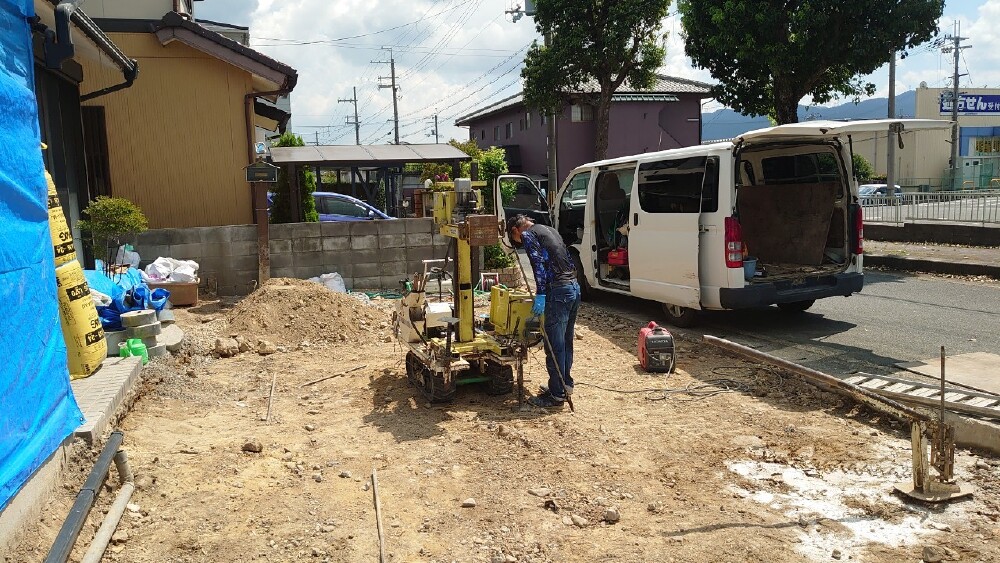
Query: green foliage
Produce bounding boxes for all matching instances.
[78,196,148,249]
[269,132,318,223]
[478,146,510,214]
[521,0,669,158]
[852,154,875,182]
[484,243,517,269]
[679,0,944,124]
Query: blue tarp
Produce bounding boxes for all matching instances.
[0,0,84,510]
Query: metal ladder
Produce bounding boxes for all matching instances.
[840,372,1000,420]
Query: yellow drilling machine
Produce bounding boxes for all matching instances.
[393,178,541,402]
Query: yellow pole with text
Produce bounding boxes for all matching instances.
[456,236,474,343]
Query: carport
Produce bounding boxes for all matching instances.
[268,143,472,220]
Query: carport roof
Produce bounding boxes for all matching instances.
[269,143,471,167]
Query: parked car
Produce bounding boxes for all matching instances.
[858,184,903,205]
[313,192,392,221]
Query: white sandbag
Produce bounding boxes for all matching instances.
[307,272,347,293]
[144,257,200,283]
[115,245,141,268]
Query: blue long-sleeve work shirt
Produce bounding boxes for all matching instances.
[521,224,576,295]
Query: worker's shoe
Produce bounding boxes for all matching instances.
[528,392,565,408]
[538,384,573,397]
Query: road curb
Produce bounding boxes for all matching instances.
[866,254,1000,278]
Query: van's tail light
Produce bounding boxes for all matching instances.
[724,217,743,268]
[851,204,864,254]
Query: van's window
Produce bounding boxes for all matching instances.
[509,179,546,210]
[761,151,842,185]
[637,156,717,213]
[560,172,592,210]
[317,197,369,217]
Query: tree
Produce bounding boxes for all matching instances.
[269,132,318,223]
[852,153,874,182]
[679,0,943,124]
[521,0,669,160]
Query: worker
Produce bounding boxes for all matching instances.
[507,214,581,408]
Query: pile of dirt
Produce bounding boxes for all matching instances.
[225,278,389,346]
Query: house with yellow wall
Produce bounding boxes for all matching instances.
[78,2,297,228]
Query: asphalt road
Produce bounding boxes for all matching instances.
[586,271,1000,378]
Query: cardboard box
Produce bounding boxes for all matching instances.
[147,281,199,306]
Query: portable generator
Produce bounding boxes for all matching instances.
[638,321,675,373]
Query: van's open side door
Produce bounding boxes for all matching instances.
[627,157,705,309]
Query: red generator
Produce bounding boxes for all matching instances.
[638,321,675,373]
[607,248,628,266]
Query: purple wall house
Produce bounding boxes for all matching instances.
[455,75,712,185]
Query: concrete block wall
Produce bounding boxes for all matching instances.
[134,218,450,296]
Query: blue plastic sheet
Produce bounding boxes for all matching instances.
[0,0,84,510]
[85,269,170,331]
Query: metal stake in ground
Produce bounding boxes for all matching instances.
[372,467,387,563]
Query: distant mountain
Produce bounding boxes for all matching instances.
[701,90,917,141]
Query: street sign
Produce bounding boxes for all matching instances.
[245,160,279,183]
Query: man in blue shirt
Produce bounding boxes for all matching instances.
[507,214,581,408]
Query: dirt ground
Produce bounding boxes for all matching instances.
[9,280,1000,563]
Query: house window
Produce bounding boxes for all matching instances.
[505,123,512,139]
[494,126,500,141]
[525,112,531,129]
[519,118,524,131]
[540,114,547,126]
[571,104,594,122]
[481,129,485,140]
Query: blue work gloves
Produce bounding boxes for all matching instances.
[531,294,546,316]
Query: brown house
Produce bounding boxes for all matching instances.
[455,75,712,185]
[79,6,297,228]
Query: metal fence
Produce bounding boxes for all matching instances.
[861,191,1000,225]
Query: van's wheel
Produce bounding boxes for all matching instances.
[661,303,698,328]
[777,300,815,313]
[572,253,591,301]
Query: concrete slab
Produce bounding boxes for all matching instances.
[70,356,142,445]
[897,352,1000,395]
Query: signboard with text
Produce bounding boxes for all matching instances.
[940,93,1000,116]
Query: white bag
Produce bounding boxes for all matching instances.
[144,257,200,283]
[308,272,347,293]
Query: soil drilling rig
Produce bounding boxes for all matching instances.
[393,178,541,402]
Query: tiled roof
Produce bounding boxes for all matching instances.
[454,74,712,125]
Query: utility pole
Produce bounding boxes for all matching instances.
[315,131,320,146]
[886,51,896,193]
[373,48,400,145]
[339,86,361,145]
[942,22,971,187]
[427,114,439,143]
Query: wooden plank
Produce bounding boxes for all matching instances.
[909,388,940,398]
[855,372,1000,402]
[844,375,870,385]
[861,379,892,390]
[944,392,970,403]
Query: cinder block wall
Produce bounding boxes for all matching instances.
[134,219,450,296]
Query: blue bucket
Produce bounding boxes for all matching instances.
[743,257,758,281]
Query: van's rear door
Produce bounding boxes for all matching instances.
[736,118,952,144]
[627,157,706,309]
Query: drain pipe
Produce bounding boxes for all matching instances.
[79,450,135,563]
[44,431,127,563]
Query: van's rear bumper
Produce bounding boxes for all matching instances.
[718,272,864,309]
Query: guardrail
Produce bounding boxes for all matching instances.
[861,191,1000,226]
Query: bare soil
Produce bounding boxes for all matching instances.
[9,287,1000,563]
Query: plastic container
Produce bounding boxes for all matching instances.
[743,257,758,281]
[124,338,149,365]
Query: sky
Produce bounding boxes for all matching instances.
[193,0,1000,145]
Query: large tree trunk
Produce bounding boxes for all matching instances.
[773,84,800,125]
[594,88,614,160]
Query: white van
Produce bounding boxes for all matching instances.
[496,119,951,327]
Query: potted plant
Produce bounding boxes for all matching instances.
[77,196,148,278]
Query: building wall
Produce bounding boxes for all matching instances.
[133,218,450,296]
[465,97,705,186]
[851,86,1000,188]
[79,0,174,19]
[79,33,255,228]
